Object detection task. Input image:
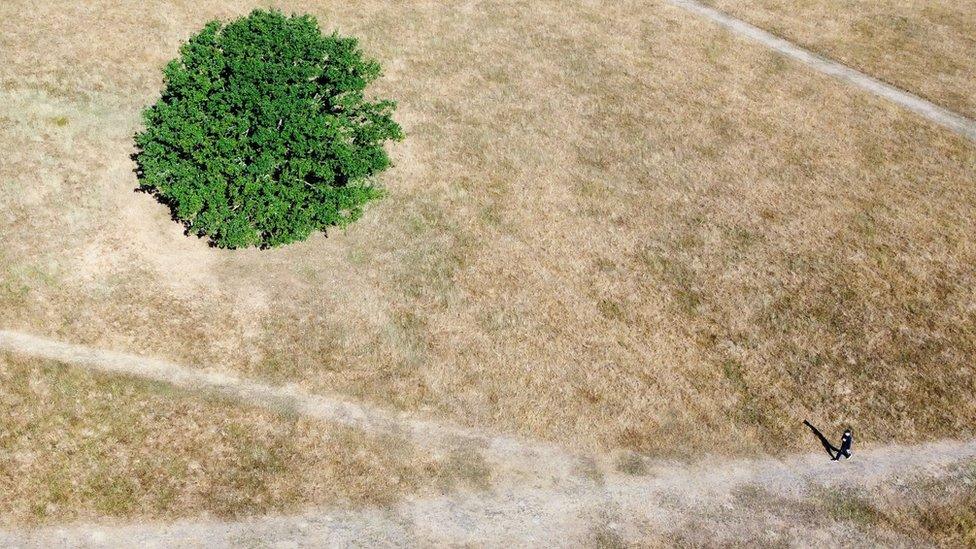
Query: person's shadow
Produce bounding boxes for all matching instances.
[803,420,853,461]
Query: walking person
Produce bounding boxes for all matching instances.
[803,420,853,461]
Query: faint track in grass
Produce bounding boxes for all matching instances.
[0,329,594,484]
[667,0,976,141]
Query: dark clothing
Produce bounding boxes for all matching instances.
[835,431,853,460]
[803,420,853,461]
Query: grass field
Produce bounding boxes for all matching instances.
[702,0,976,118]
[688,459,976,547]
[1,0,974,462]
[0,353,493,527]
[1,0,975,535]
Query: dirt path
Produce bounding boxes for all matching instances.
[667,0,976,141]
[2,439,973,547]
[2,330,973,546]
[0,330,595,484]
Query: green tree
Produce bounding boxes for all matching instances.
[135,10,403,248]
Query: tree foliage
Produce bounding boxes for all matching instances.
[134,10,403,248]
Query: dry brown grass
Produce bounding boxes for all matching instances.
[702,0,976,118]
[870,462,976,547]
[0,0,974,460]
[712,460,976,547]
[0,352,489,526]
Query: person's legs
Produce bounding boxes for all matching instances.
[803,420,840,459]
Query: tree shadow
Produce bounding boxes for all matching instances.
[129,150,221,247]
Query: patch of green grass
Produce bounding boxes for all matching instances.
[598,298,626,321]
[764,51,790,75]
[434,444,492,492]
[346,247,370,265]
[636,246,702,315]
[818,488,881,525]
[591,524,627,549]
[0,261,59,306]
[721,223,763,251]
[250,315,346,384]
[385,308,431,369]
[613,450,648,475]
[479,203,503,226]
[702,31,732,67]
[720,359,766,426]
[575,178,611,200]
[572,457,606,485]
